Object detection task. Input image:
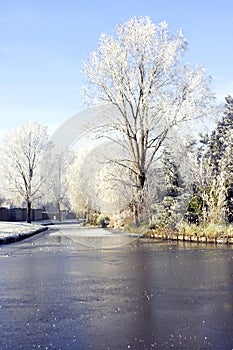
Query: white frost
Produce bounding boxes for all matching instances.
[0,222,44,240]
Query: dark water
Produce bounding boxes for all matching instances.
[0,226,233,350]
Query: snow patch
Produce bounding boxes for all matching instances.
[0,222,48,244]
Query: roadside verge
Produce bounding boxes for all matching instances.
[0,222,48,245]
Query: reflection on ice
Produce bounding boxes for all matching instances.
[50,224,142,249]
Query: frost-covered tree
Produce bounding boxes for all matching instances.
[0,120,48,222]
[82,16,215,225]
[66,147,99,220]
[151,147,191,228]
[201,97,233,176]
[66,142,132,221]
[197,96,233,223]
[42,144,72,220]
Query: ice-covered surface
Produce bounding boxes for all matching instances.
[1,225,233,350]
[48,224,142,249]
[0,221,47,244]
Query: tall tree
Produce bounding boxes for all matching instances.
[82,16,215,225]
[0,120,48,222]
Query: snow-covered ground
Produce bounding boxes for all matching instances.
[0,221,47,244]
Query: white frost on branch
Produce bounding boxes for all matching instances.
[81,16,217,224]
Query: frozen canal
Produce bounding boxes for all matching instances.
[0,224,233,350]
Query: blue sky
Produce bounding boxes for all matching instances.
[0,0,233,136]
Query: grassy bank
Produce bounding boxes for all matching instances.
[143,223,233,244]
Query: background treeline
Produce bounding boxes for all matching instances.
[1,96,232,231]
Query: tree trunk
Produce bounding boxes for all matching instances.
[133,171,146,226]
[133,201,140,226]
[57,202,61,221]
[27,200,32,223]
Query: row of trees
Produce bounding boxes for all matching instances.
[0,97,231,227]
[0,17,231,228]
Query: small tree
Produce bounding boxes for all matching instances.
[152,149,188,228]
[42,144,72,220]
[66,148,99,219]
[0,120,48,222]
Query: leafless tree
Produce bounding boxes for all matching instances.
[0,120,48,222]
[82,16,216,225]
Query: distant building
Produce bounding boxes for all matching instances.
[0,207,8,221]
[8,208,27,221]
[0,206,76,222]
